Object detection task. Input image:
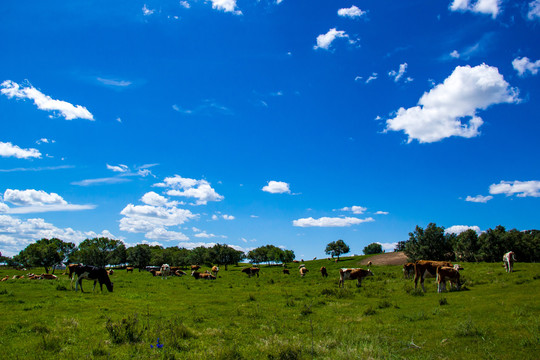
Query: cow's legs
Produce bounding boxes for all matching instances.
[93,280,97,292]
[76,277,84,292]
[356,278,362,287]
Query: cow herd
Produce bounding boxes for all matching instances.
[0,251,518,294]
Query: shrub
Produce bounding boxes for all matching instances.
[105,315,144,344]
[363,306,377,316]
[439,297,448,306]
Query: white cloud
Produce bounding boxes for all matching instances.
[314,28,354,51]
[145,228,189,241]
[450,0,501,18]
[1,80,94,121]
[157,175,223,205]
[96,77,132,88]
[4,189,66,206]
[512,57,540,76]
[293,216,374,227]
[180,1,191,9]
[385,64,519,143]
[141,191,179,207]
[375,211,389,215]
[0,141,41,159]
[340,206,367,214]
[465,194,493,203]
[120,204,197,233]
[142,4,155,16]
[107,164,129,172]
[377,242,398,252]
[262,180,291,194]
[489,180,540,198]
[210,0,242,15]
[450,50,460,58]
[72,177,131,186]
[222,214,235,220]
[338,6,366,19]
[0,214,115,256]
[36,138,54,145]
[388,63,408,82]
[445,225,481,235]
[366,73,378,84]
[528,0,540,20]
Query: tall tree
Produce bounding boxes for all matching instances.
[404,223,454,262]
[75,237,124,268]
[453,229,479,262]
[477,225,508,262]
[363,242,383,255]
[126,244,152,271]
[325,239,350,261]
[208,244,245,270]
[17,238,75,274]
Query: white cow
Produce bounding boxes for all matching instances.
[503,251,516,273]
[160,264,171,279]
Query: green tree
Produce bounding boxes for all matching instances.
[477,225,508,262]
[126,244,152,271]
[75,237,124,268]
[17,238,75,274]
[403,223,454,262]
[363,242,383,255]
[208,244,245,270]
[453,229,479,262]
[189,246,210,266]
[325,239,350,261]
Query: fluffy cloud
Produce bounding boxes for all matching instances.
[529,0,540,20]
[340,206,367,214]
[337,6,366,19]
[119,204,196,233]
[314,28,354,51]
[141,191,179,207]
[385,64,518,143]
[1,80,94,121]
[449,0,501,18]
[210,0,242,15]
[377,242,398,252]
[512,57,540,76]
[142,4,154,16]
[489,180,540,197]
[262,181,291,194]
[388,63,409,82]
[445,225,481,235]
[465,195,493,203]
[375,211,389,215]
[1,189,96,214]
[155,175,223,205]
[145,228,189,241]
[0,214,115,256]
[0,141,41,159]
[293,216,374,227]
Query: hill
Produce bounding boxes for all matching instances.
[359,251,408,266]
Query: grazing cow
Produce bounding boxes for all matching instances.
[160,264,171,279]
[126,267,134,273]
[339,268,373,288]
[40,274,57,280]
[453,264,464,271]
[283,269,290,275]
[191,265,201,271]
[320,266,328,278]
[298,264,306,269]
[211,266,219,276]
[313,257,317,260]
[403,263,415,279]
[436,266,461,293]
[1,275,9,281]
[175,270,187,276]
[414,260,452,292]
[149,270,162,277]
[503,251,516,273]
[241,267,260,278]
[107,269,114,276]
[300,267,309,277]
[191,271,216,280]
[67,264,82,283]
[12,275,21,279]
[292,260,299,263]
[74,266,113,292]
[367,261,372,267]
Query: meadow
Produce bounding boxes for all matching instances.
[0,255,539,360]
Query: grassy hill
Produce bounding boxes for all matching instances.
[1,256,539,359]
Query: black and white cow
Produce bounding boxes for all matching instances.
[74,265,113,292]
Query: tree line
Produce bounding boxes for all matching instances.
[398,223,540,263]
[2,237,299,273]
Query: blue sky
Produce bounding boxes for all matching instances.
[1,0,539,259]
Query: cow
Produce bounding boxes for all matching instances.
[436,266,461,293]
[149,270,162,277]
[175,270,187,276]
[453,264,464,271]
[241,267,260,278]
[1,275,9,281]
[300,267,309,277]
[298,264,306,269]
[292,260,299,263]
[191,271,216,280]
[126,267,134,273]
[414,260,452,292]
[403,263,415,279]
[320,266,328,278]
[160,264,171,279]
[283,269,290,275]
[211,266,219,277]
[313,257,317,260]
[367,261,372,267]
[67,264,82,283]
[107,269,114,276]
[191,265,201,271]
[74,265,113,292]
[40,274,57,280]
[339,268,373,288]
[503,251,516,273]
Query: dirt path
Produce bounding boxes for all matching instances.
[359,251,408,266]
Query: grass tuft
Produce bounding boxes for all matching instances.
[455,318,485,337]
[105,314,144,344]
[439,297,449,306]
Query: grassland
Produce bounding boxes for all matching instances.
[1,255,539,360]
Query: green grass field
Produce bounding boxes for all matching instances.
[1,256,539,360]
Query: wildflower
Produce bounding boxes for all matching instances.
[150,337,164,349]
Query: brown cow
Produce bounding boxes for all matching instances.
[300,267,309,277]
[241,267,260,278]
[211,266,219,276]
[1,275,9,281]
[126,267,134,273]
[436,266,461,293]
[149,270,162,277]
[40,274,57,280]
[403,262,415,279]
[191,265,201,271]
[283,269,290,275]
[414,260,452,292]
[320,266,328,278]
[191,271,216,280]
[107,269,114,275]
[175,270,187,276]
[367,261,372,267]
[338,268,373,288]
